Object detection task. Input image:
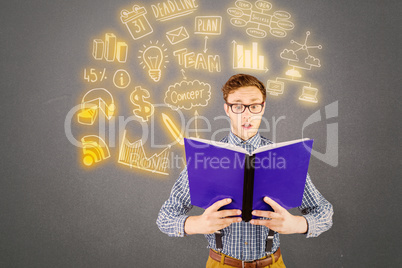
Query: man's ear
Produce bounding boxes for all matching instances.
[224,103,229,116]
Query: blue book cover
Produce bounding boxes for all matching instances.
[184,137,314,221]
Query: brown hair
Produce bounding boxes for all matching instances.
[221,74,266,102]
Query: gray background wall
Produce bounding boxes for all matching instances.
[1,0,400,267]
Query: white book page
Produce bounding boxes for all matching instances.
[187,137,249,155]
[252,138,311,154]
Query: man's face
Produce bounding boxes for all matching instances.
[224,86,265,141]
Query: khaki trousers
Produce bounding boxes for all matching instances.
[206,251,286,268]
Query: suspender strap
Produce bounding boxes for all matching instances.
[265,229,275,252]
[215,231,223,251]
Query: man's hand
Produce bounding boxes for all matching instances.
[250,197,308,234]
[184,198,242,235]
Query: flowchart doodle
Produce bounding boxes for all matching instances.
[130,86,155,122]
[92,33,128,62]
[139,41,169,82]
[232,40,268,72]
[77,88,115,125]
[280,31,322,72]
[120,5,153,40]
[227,0,294,38]
[267,31,322,103]
[164,79,211,110]
[118,130,170,175]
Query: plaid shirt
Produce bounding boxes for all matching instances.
[157,131,333,261]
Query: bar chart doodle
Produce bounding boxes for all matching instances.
[232,40,268,72]
[92,33,128,63]
[227,0,294,38]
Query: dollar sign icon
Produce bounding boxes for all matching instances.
[130,86,154,122]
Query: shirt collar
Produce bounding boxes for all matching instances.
[228,131,262,148]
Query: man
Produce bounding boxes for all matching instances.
[157,74,333,267]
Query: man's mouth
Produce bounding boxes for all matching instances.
[242,122,252,129]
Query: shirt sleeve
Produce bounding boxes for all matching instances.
[298,173,334,238]
[156,167,193,237]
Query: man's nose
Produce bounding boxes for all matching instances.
[243,107,252,118]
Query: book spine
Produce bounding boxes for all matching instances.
[242,154,255,222]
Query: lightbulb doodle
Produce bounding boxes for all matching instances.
[120,5,154,40]
[130,86,155,122]
[77,88,115,125]
[267,31,322,103]
[164,79,211,111]
[139,41,169,82]
[92,33,128,63]
[227,0,294,38]
[118,130,170,175]
[81,135,110,167]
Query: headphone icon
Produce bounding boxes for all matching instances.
[77,88,116,125]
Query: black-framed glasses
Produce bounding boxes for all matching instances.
[226,102,265,114]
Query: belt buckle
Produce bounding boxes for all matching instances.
[241,260,255,268]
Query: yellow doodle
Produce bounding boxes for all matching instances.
[151,0,198,21]
[120,5,153,40]
[92,33,128,63]
[130,86,155,122]
[164,79,211,110]
[113,69,131,89]
[232,40,268,72]
[77,88,115,125]
[81,135,110,167]
[139,41,169,82]
[227,0,294,38]
[267,31,321,104]
[162,113,184,146]
[194,16,222,35]
[118,130,170,175]
[166,26,190,45]
[173,48,221,72]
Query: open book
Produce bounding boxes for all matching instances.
[184,137,314,222]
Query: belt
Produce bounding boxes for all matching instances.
[209,248,281,268]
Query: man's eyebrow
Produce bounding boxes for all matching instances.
[230,98,261,103]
